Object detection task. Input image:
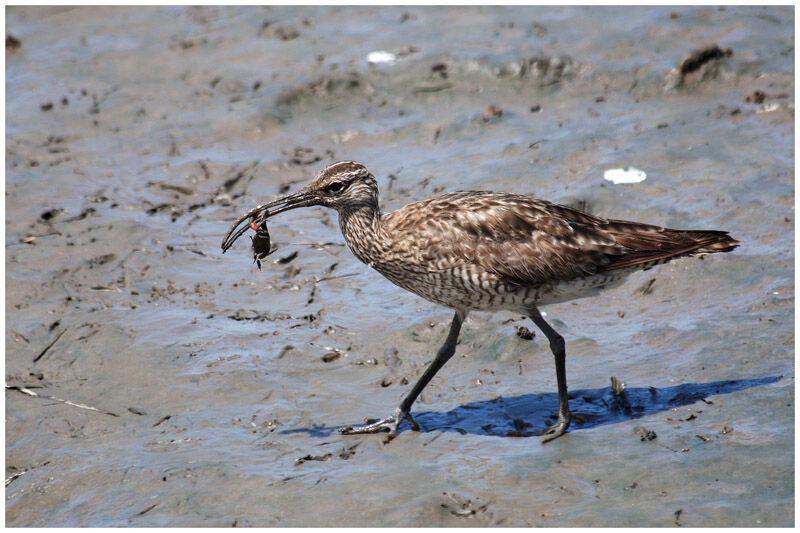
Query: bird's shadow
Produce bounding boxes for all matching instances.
[281,376,781,439]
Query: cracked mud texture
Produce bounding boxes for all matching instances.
[6,5,794,527]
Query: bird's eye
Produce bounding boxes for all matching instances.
[324,182,345,194]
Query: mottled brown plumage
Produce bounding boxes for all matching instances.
[221,160,738,442]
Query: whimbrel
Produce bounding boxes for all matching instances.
[221,161,738,442]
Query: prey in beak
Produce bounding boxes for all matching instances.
[220,188,321,256]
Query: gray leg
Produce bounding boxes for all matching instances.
[527,305,571,442]
[341,309,468,437]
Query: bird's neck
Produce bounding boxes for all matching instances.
[338,204,386,266]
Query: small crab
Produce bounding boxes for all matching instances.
[250,218,272,270]
[222,204,280,269]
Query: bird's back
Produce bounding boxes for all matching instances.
[368,191,737,310]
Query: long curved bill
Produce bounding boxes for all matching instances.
[220,188,319,253]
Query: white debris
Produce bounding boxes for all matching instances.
[367,51,397,64]
[603,167,647,184]
[756,103,780,114]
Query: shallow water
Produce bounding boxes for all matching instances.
[6,6,794,526]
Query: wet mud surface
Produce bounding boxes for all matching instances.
[6,6,794,526]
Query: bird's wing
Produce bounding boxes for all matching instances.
[383,191,734,287]
[384,192,622,286]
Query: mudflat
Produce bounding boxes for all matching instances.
[6,6,793,526]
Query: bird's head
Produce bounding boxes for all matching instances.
[308,160,379,212]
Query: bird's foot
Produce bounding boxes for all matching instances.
[340,407,419,440]
[541,413,571,443]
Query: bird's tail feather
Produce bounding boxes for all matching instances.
[604,225,739,271]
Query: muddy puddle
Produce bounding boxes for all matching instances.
[6,6,793,526]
